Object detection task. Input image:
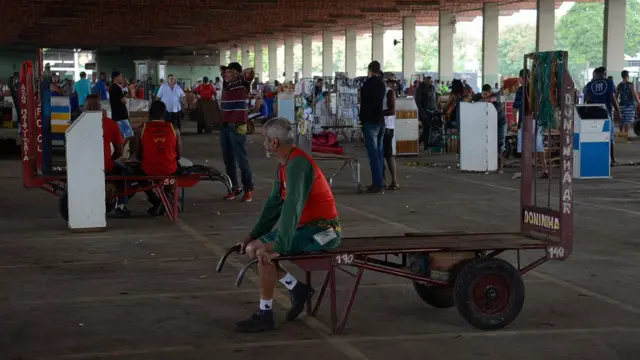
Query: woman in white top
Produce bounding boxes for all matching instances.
[382,79,399,189]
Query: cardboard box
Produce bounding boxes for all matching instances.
[128,111,148,129]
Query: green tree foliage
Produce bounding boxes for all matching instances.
[498,23,537,77]
[555,0,640,85]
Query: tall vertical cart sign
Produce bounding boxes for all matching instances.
[520,51,574,260]
[19,61,38,188]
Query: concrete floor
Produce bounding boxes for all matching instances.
[2,123,640,360]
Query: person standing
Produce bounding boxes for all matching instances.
[156,74,185,131]
[108,71,134,139]
[616,70,639,135]
[220,62,254,202]
[73,72,92,110]
[382,78,399,189]
[415,76,438,150]
[93,72,109,100]
[359,61,386,194]
[584,67,620,166]
[513,69,547,178]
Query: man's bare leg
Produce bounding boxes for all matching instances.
[235,259,278,333]
[385,157,399,189]
[236,240,314,332]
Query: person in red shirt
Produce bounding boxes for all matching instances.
[84,95,131,217]
[194,76,216,100]
[135,100,182,215]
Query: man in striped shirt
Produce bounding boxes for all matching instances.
[220,62,254,202]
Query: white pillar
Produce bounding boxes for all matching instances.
[604,0,626,83]
[268,40,278,82]
[345,28,357,77]
[241,44,250,68]
[482,3,500,86]
[218,45,227,67]
[230,46,238,64]
[372,23,385,68]
[254,41,263,80]
[536,0,555,52]
[284,38,294,81]
[439,11,454,82]
[302,35,313,78]
[322,31,333,77]
[402,17,416,82]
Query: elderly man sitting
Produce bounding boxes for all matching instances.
[236,117,342,333]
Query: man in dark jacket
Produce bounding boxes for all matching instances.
[359,61,387,194]
[415,76,438,149]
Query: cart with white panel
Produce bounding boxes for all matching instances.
[573,104,611,179]
[394,97,420,156]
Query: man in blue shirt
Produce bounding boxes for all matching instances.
[73,71,92,109]
[92,72,108,100]
[584,66,619,166]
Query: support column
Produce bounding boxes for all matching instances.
[536,0,555,52]
[284,38,294,81]
[372,23,384,68]
[604,0,626,83]
[438,11,454,82]
[254,41,263,81]
[345,28,357,77]
[302,35,312,78]
[402,17,416,81]
[241,44,249,68]
[268,40,278,82]
[322,31,333,77]
[230,46,238,64]
[218,44,227,67]
[482,3,500,86]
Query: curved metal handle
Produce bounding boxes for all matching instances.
[235,259,258,287]
[216,244,241,273]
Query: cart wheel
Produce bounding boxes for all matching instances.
[413,282,454,308]
[453,258,525,330]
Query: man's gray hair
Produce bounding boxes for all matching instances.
[263,117,295,145]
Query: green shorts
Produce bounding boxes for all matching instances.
[259,226,341,255]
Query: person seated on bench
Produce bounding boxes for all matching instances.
[135,100,182,215]
[235,117,342,333]
[84,95,131,217]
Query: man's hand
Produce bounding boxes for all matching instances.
[256,248,279,266]
[238,236,253,254]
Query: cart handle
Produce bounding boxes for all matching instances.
[235,259,259,287]
[216,244,241,273]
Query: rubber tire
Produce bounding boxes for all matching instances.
[453,258,525,330]
[59,191,116,222]
[633,120,640,136]
[413,282,454,308]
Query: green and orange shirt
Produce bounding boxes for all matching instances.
[250,148,340,254]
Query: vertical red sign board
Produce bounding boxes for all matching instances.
[19,61,37,187]
[35,49,43,170]
[36,79,42,170]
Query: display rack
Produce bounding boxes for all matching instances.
[292,78,315,154]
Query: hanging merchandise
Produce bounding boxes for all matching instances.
[530,51,565,129]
